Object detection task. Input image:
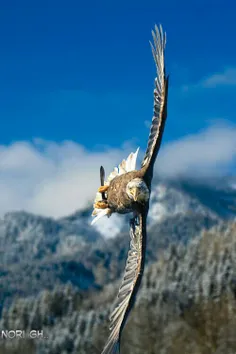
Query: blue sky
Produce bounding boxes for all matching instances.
[0,0,235,148]
[0,0,235,218]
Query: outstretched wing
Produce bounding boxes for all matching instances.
[101,212,147,354]
[141,25,169,181]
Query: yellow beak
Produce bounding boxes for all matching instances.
[133,189,138,202]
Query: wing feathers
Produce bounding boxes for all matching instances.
[141,25,168,179]
[101,213,147,354]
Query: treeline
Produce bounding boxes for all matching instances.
[0,222,236,353]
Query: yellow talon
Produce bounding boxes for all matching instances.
[98,185,109,193]
[94,201,108,209]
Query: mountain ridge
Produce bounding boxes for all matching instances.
[0,177,235,310]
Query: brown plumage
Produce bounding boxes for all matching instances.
[107,170,146,214]
[91,24,169,353]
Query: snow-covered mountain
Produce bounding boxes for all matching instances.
[0,177,235,308]
[0,208,101,265]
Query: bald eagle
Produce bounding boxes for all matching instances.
[91,24,169,354]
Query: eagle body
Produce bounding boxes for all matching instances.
[107,170,149,214]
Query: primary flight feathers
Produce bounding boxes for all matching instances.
[101,215,146,354]
[141,24,168,175]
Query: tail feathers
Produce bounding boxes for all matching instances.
[107,148,139,182]
[91,208,110,225]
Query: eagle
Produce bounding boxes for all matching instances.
[91,24,169,354]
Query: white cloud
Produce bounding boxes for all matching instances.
[0,122,235,219]
[180,67,236,92]
[156,122,236,178]
[202,68,236,87]
[0,140,135,218]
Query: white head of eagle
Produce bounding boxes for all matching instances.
[126,178,149,203]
